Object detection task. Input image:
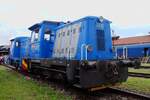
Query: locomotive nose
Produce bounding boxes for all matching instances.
[103,62,120,82]
[79,60,128,88]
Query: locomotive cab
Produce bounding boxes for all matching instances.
[9,37,29,69]
[28,21,64,59]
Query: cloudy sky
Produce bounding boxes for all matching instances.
[0,0,150,45]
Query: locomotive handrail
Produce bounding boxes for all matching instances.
[81,44,88,60]
[85,45,88,60]
[81,44,86,60]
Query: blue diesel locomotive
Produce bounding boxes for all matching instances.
[9,16,133,90]
[9,37,30,69]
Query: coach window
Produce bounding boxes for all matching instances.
[44,28,51,41]
[144,48,149,57]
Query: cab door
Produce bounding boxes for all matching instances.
[30,28,40,58]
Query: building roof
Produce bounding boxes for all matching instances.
[114,35,150,46]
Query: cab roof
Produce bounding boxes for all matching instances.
[10,36,29,41]
[28,21,64,31]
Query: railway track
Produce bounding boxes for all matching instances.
[128,72,150,78]
[89,87,150,100]
[3,64,150,100]
[3,64,16,69]
[140,66,150,69]
[129,65,150,69]
[107,87,150,100]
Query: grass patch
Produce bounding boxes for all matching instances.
[0,65,71,100]
[118,77,150,94]
[128,68,150,74]
[141,63,150,67]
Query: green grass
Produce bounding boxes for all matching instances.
[141,63,150,67]
[118,77,150,94]
[0,65,71,100]
[129,68,150,74]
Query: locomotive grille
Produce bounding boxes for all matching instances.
[96,30,105,50]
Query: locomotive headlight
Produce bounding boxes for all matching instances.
[87,45,93,52]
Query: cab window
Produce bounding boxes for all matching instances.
[15,41,20,47]
[51,36,54,41]
[31,28,39,42]
[44,28,51,41]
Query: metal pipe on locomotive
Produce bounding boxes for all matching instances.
[9,16,138,90]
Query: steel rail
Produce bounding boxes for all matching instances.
[108,87,150,100]
[128,72,150,78]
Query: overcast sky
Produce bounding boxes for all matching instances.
[0,0,150,45]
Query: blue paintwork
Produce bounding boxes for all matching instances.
[53,16,113,60]
[10,16,114,62]
[28,21,64,59]
[20,38,30,58]
[115,43,150,58]
[9,37,30,66]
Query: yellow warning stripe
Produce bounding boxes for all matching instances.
[22,59,28,70]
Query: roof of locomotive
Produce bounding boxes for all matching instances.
[28,20,64,31]
[10,36,30,42]
[55,16,111,30]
